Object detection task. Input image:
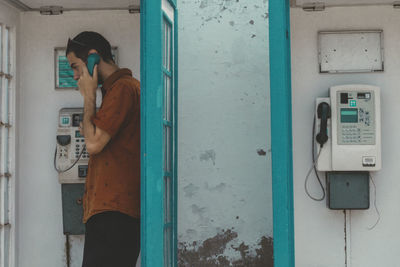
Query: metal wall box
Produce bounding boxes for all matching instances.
[318,30,384,73]
[326,171,369,209]
[293,0,394,8]
[61,184,85,235]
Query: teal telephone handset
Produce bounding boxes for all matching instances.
[87,53,100,76]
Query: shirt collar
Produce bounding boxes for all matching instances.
[101,68,133,93]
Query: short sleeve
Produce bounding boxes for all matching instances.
[92,83,136,137]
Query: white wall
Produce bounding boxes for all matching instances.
[178,0,273,265]
[17,11,139,267]
[291,5,400,267]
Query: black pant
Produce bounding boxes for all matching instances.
[82,211,140,267]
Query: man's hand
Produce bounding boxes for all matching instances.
[78,63,98,99]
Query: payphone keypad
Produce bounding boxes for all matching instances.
[337,91,375,145]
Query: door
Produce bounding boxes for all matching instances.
[141,0,178,266]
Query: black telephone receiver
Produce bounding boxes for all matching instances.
[316,102,331,147]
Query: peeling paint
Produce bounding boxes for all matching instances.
[184,183,200,197]
[257,149,266,156]
[200,150,216,165]
[191,204,207,216]
[206,182,227,192]
[178,230,273,267]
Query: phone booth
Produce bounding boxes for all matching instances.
[291,1,400,267]
[0,0,179,266]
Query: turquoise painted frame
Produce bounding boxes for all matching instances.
[140,0,164,266]
[269,1,295,267]
[141,0,178,266]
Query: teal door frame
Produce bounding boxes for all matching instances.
[140,0,164,266]
[141,0,295,266]
[140,0,178,266]
[269,1,295,267]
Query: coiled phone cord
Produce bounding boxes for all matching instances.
[304,116,326,201]
[53,144,86,173]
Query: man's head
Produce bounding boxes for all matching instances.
[66,31,114,82]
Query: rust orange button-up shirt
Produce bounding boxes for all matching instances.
[83,68,140,223]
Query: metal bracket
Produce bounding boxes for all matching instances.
[0,72,12,79]
[0,173,12,178]
[40,6,63,15]
[303,2,325,11]
[0,122,12,128]
[128,5,140,14]
[0,223,11,228]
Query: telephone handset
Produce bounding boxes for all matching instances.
[87,53,100,77]
[316,102,331,147]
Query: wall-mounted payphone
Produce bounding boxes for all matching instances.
[316,84,381,171]
[312,85,381,209]
[55,108,89,184]
[54,108,88,235]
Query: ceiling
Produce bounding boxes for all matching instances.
[5,0,140,10]
[294,0,395,7]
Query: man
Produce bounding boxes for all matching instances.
[66,31,140,267]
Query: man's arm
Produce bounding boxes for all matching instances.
[79,64,111,155]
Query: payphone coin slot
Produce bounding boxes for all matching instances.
[340,93,348,104]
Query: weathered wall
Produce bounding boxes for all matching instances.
[177,0,273,266]
[291,5,400,267]
[17,11,140,267]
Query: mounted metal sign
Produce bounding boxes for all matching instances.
[318,30,384,73]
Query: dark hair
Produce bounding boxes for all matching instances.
[66,31,114,63]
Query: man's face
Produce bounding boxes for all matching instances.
[67,52,85,81]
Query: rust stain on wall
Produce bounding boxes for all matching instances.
[178,229,273,267]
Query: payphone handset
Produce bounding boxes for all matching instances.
[316,85,381,171]
[55,108,89,184]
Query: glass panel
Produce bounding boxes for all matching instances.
[164,125,171,172]
[162,19,172,72]
[164,176,172,223]
[163,74,167,120]
[163,22,167,69]
[177,0,273,265]
[4,27,9,74]
[0,76,3,121]
[166,23,171,72]
[165,75,171,122]
[0,25,2,73]
[4,77,8,124]
[164,226,172,267]
[1,174,9,224]
[3,78,9,173]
